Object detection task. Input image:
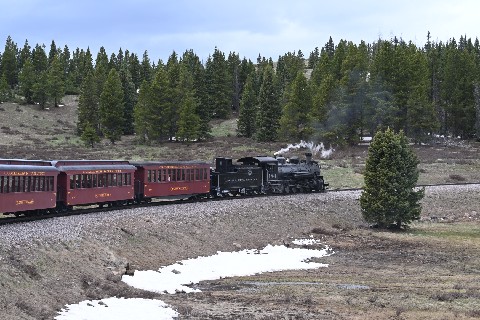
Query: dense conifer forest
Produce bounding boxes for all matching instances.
[1,32,479,146]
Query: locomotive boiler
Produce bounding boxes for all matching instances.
[273,153,327,193]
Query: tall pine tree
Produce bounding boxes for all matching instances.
[279,71,313,141]
[99,69,124,143]
[176,65,201,142]
[256,65,280,142]
[237,74,257,138]
[47,53,65,107]
[77,70,98,135]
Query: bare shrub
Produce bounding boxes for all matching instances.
[8,255,42,280]
[430,291,464,302]
[353,165,364,174]
[466,310,480,317]
[15,300,37,317]
[449,174,466,181]
[311,226,337,236]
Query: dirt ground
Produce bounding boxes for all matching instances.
[0,186,478,320]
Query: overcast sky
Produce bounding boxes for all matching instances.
[1,0,479,63]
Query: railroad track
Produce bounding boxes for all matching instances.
[1,182,478,227]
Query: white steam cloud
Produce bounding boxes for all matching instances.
[274,140,334,158]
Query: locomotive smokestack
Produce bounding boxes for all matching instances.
[305,152,312,164]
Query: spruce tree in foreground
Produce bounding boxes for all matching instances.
[360,128,424,229]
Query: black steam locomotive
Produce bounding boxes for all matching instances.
[210,153,327,196]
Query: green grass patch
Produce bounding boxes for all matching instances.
[46,134,82,147]
[210,119,238,138]
[322,164,364,189]
[409,223,480,240]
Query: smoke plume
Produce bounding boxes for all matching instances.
[274,140,334,158]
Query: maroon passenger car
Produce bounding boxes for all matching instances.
[132,161,211,201]
[0,162,58,215]
[52,160,136,209]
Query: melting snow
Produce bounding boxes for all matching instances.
[55,297,178,320]
[56,242,332,320]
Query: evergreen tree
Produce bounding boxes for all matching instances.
[227,52,241,111]
[62,45,77,94]
[360,128,424,229]
[475,83,480,140]
[238,58,255,97]
[1,36,18,88]
[99,69,124,143]
[205,47,230,118]
[166,51,181,140]
[307,47,320,68]
[94,47,110,100]
[32,71,49,108]
[47,53,65,107]
[256,64,280,141]
[309,48,336,123]
[140,50,153,83]
[364,77,396,135]
[81,122,100,147]
[31,43,49,106]
[18,58,35,103]
[74,47,94,89]
[133,80,152,143]
[276,50,305,98]
[77,71,98,135]
[279,71,313,141]
[128,53,141,89]
[133,66,172,143]
[237,74,257,137]
[32,43,48,74]
[148,65,173,141]
[19,39,31,71]
[180,49,210,139]
[119,63,137,135]
[48,40,57,65]
[176,65,201,142]
[406,48,439,142]
[0,74,11,102]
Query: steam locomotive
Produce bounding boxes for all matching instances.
[211,153,327,196]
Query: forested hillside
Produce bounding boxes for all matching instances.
[1,32,479,147]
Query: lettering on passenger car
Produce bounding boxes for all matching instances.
[16,200,35,205]
[6,171,46,176]
[95,193,112,198]
[170,186,188,191]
